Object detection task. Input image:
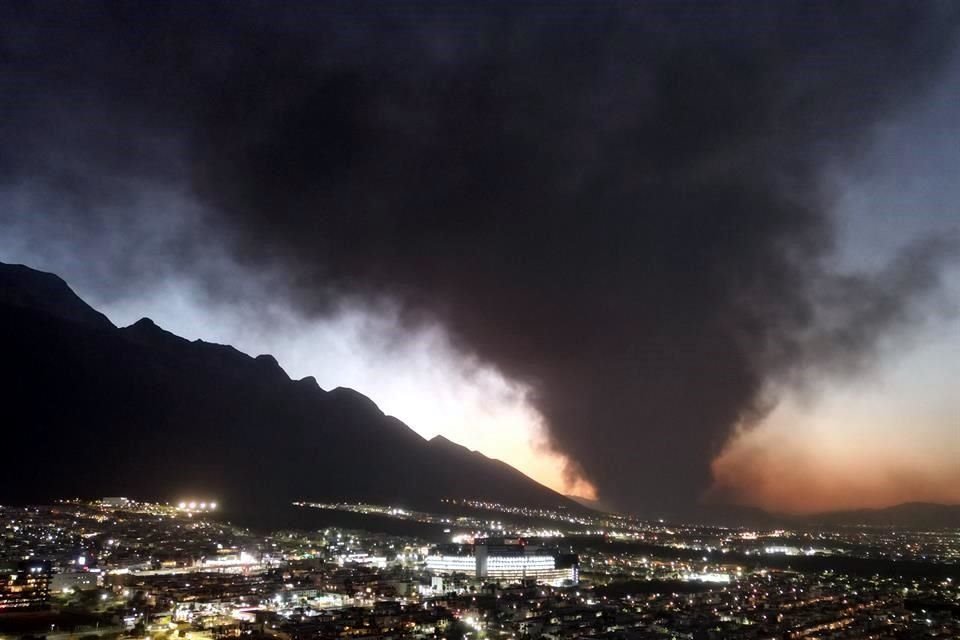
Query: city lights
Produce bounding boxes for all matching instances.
[2,497,959,637]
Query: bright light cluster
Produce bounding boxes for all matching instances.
[175,500,217,512]
[425,555,475,573]
[486,556,555,571]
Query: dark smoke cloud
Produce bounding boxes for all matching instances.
[2,1,959,511]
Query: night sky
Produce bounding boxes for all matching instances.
[2,1,959,514]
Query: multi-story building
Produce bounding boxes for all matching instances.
[426,538,578,586]
[0,560,52,611]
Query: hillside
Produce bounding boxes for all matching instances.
[0,262,583,519]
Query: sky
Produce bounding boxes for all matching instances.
[712,56,960,513]
[1,1,959,515]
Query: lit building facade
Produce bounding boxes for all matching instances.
[0,561,52,611]
[51,570,101,593]
[426,538,578,586]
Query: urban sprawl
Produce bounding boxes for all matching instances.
[1,498,958,640]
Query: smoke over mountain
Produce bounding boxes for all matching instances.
[2,2,959,511]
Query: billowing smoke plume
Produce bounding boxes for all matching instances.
[2,2,959,511]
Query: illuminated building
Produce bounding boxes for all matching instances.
[425,553,475,574]
[0,561,52,611]
[51,571,101,593]
[426,538,578,586]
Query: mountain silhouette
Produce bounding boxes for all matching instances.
[803,502,960,529]
[658,502,960,530]
[0,261,582,520]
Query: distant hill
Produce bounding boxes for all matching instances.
[659,502,960,530]
[0,261,583,520]
[804,502,960,529]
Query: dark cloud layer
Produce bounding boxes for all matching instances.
[2,1,959,511]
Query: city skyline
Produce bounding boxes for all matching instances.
[2,496,960,638]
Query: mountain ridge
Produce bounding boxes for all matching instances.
[0,261,583,519]
[802,501,960,529]
[0,262,115,330]
[3,261,952,530]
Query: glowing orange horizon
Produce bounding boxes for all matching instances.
[707,388,960,514]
